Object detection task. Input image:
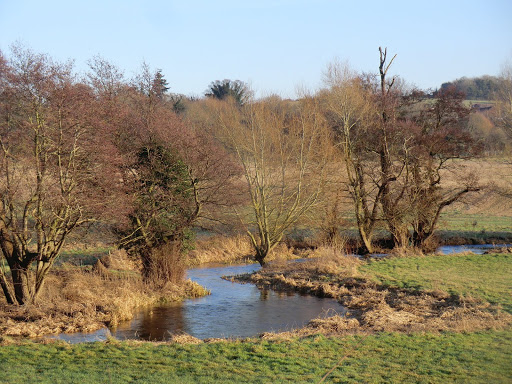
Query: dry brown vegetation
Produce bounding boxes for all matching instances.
[231,248,511,340]
[0,250,208,338]
[187,234,301,266]
[449,158,512,215]
[187,235,254,266]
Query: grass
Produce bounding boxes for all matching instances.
[435,211,512,244]
[0,330,510,383]
[438,212,512,232]
[1,247,512,382]
[361,253,512,313]
[56,247,113,266]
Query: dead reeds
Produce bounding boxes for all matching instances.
[234,246,512,339]
[0,249,208,338]
[187,234,301,266]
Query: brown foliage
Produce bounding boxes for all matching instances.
[0,45,123,305]
[0,251,207,337]
[87,60,243,285]
[210,95,334,265]
[322,50,482,253]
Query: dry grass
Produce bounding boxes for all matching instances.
[261,286,511,340]
[168,332,203,344]
[385,246,426,259]
[234,248,362,299]
[234,246,512,340]
[308,246,362,275]
[187,235,254,266]
[0,250,208,338]
[438,157,512,216]
[187,234,301,266]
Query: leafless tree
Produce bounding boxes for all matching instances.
[321,62,380,252]
[0,46,117,304]
[212,95,333,265]
[89,61,242,283]
[322,49,481,253]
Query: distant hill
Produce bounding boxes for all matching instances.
[437,75,501,100]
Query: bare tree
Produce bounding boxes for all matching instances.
[89,62,242,283]
[491,60,512,198]
[322,49,480,253]
[493,61,512,139]
[322,50,411,251]
[213,96,332,265]
[406,86,481,250]
[321,62,380,253]
[0,46,116,304]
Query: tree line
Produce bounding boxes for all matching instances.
[438,75,502,100]
[0,44,511,306]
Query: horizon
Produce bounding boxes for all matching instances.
[1,0,511,99]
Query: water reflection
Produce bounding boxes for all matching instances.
[55,244,508,343]
[60,263,345,342]
[112,304,185,341]
[437,244,510,255]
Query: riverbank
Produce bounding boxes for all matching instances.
[1,248,511,382]
[0,251,209,338]
[231,248,512,338]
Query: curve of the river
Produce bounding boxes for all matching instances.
[55,262,345,343]
[53,243,509,343]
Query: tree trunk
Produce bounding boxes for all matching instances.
[0,268,15,305]
[355,220,374,254]
[255,247,267,267]
[33,260,52,303]
[10,264,32,305]
[0,232,36,305]
[412,230,436,253]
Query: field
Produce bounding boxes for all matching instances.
[360,253,512,313]
[0,157,509,382]
[0,331,510,383]
[0,251,511,383]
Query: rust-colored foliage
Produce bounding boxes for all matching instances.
[0,46,121,304]
[88,60,242,283]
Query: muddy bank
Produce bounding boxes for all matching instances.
[229,255,512,339]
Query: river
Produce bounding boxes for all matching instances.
[55,262,345,343]
[53,243,508,343]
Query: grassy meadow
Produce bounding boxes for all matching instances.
[0,330,510,383]
[1,251,511,383]
[360,253,512,313]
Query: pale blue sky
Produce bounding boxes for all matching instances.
[1,0,511,98]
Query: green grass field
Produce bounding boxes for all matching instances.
[0,252,511,383]
[0,330,510,383]
[331,210,512,245]
[438,212,511,233]
[361,253,512,313]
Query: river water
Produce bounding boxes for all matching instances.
[55,262,345,343]
[53,243,508,343]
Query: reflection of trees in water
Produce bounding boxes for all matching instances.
[137,305,185,341]
[259,289,296,301]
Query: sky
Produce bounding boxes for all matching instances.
[1,0,511,99]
